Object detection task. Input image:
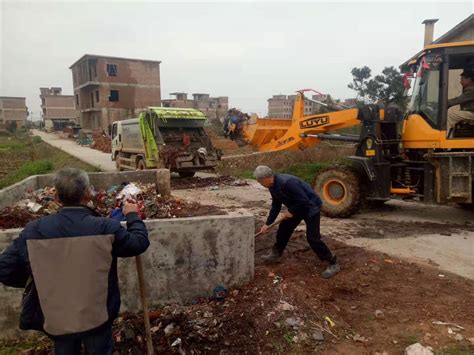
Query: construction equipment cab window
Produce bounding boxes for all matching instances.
[409,47,474,137]
[410,54,441,129]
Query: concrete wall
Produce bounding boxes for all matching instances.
[0,213,254,339]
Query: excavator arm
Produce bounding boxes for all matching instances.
[243,90,362,152]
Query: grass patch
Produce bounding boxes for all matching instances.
[0,160,54,189]
[238,161,344,184]
[0,142,29,152]
[0,135,98,188]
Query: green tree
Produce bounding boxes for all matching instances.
[348,66,407,109]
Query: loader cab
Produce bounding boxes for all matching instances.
[402,42,474,149]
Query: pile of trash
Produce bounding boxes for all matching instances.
[0,182,224,229]
[91,132,112,153]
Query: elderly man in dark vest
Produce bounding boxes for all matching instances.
[255,165,340,278]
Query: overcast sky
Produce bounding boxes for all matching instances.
[0,1,472,118]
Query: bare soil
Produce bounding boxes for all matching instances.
[2,181,474,354]
[6,233,474,354]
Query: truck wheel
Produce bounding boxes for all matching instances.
[136,158,146,170]
[457,202,474,210]
[313,166,360,218]
[115,153,124,171]
[178,171,196,178]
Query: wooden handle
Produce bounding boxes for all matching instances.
[135,255,154,355]
[254,216,285,238]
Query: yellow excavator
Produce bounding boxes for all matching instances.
[245,41,474,217]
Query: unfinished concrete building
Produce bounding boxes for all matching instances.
[162,93,228,121]
[40,87,77,131]
[0,97,27,130]
[267,94,323,118]
[70,55,161,132]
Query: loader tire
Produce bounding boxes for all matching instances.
[313,165,361,218]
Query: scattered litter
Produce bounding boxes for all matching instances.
[324,316,336,327]
[312,329,324,342]
[164,323,176,337]
[375,309,384,318]
[352,333,368,343]
[27,202,42,213]
[171,337,182,347]
[212,286,228,301]
[404,342,434,355]
[438,274,445,278]
[276,301,295,312]
[432,320,465,330]
[273,275,283,284]
[454,334,464,341]
[285,317,304,328]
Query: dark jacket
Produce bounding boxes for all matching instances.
[0,206,149,337]
[448,85,474,112]
[266,173,322,225]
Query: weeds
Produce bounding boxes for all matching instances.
[0,160,54,189]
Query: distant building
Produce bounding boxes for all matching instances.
[69,54,161,132]
[268,94,324,119]
[162,92,229,121]
[343,98,359,107]
[0,96,27,129]
[40,87,76,131]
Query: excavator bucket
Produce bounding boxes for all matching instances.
[242,90,360,152]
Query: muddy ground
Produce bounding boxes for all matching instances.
[2,179,474,354]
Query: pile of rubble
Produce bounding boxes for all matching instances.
[0,182,224,229]
[91,132,112,153]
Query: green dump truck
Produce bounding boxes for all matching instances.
[111,107,222,176]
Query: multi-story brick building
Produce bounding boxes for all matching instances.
[162,92,228,121]
[0,96,27,129]
[40,87,77,131]
[267,94,323,119]
[70,54,161,132]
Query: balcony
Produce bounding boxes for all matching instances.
[74,81,100,90]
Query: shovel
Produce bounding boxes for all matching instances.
[135,255,154,355]
[254,216,285,238]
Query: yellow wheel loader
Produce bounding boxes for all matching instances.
[245,41,474,216]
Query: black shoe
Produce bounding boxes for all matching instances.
[261,247,282,263]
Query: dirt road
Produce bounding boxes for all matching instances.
[173,180,474,279]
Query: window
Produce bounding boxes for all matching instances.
[107,64,117,76]
[75,94,79,105]
[112,123,117,139]
[410,55,440,127]
[96,90,99,102]
[109,90,119,102]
